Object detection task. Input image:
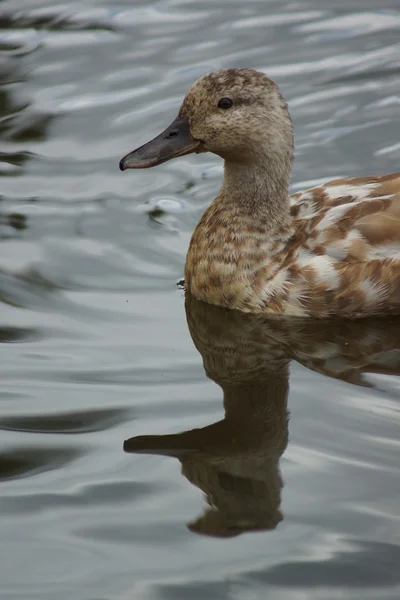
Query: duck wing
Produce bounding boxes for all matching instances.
[290,172,400,262]
[285,174,400,317]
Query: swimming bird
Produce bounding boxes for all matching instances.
[120,68,400,317]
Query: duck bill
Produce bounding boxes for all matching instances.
[119,116,201,170]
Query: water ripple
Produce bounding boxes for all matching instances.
[1,0,400,598]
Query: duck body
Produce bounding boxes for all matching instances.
[186,172,400,318]
[120,68,400,318]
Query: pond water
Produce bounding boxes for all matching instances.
[1,1,400,599]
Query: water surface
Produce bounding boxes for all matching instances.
[1,1,400,599]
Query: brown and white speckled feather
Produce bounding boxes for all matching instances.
[187,172,400,317]
[281,173,400,317]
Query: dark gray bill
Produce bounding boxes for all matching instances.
[119,116,201,170]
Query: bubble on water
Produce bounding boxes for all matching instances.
[136,197,186,214]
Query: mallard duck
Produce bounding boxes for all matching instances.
[120,68,400,318]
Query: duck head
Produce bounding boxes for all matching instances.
[119,68,293,170]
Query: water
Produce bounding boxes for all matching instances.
[1,1,400,598]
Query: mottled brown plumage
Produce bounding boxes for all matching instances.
[120,68,400,317]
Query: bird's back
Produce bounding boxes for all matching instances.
[284,173,400,317]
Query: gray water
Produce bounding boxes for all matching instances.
[1,1,400,599]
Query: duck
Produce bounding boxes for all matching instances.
[120,68,400,318]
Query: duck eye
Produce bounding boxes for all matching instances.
[218,97,233,109]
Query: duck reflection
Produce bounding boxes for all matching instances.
[124,294,400,537]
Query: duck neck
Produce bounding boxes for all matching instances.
[221,156,291,231]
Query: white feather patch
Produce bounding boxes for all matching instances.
[310,255,340,289]
[346,229,365,243]
[323,182,378,200]
[324,241,348,260]
[296,248,316,267]
[359,279,388,305]
[296,252,340,289]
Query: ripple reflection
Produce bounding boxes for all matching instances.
[125,295,400,537]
